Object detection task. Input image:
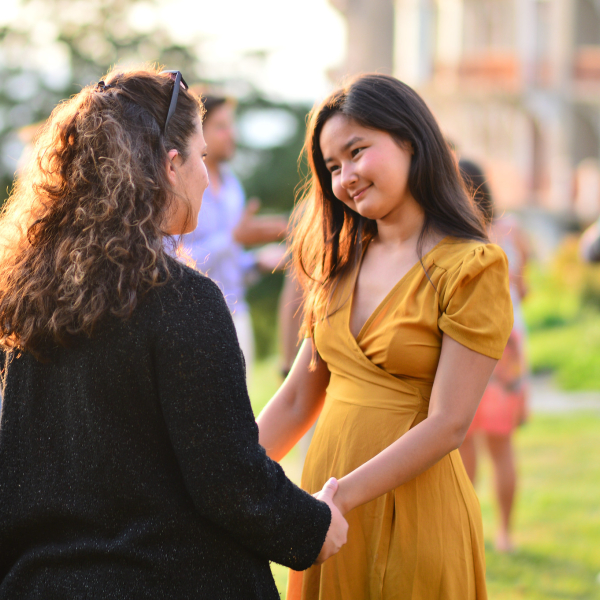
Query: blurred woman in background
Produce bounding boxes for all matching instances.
[458,159,530,553]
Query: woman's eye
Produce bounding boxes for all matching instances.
[329,165,340,174]
[351,147,364,158]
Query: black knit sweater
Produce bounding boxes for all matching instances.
[0,263,331,599]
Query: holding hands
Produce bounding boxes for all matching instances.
[313,478,349,564]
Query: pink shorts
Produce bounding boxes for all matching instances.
[467,381,526,437]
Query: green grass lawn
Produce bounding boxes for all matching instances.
[249,359,600,599]
[479,414,600,599]
[521,251,600,392]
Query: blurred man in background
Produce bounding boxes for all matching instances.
[180,93,287,377]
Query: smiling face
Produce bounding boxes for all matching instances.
[164,118,209,235]
[319,113,417,223]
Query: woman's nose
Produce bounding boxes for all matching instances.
[340,164,358,189]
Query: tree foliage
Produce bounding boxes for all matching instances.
[236,95,310,213]
[0,0,202,203]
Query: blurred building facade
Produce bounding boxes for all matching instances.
[330,0,600,222]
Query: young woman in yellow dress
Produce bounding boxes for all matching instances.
[257,74,513,599]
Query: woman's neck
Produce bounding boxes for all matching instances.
[373,195,426,249]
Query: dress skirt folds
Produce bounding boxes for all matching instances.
[287,238,513,600]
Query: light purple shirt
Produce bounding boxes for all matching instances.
[180,168,255,314]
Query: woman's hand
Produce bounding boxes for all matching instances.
[233,198,288,246]
[313,478,349,564]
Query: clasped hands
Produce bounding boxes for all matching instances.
[313,477,349,564]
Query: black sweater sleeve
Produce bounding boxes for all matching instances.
[152,271,331,570]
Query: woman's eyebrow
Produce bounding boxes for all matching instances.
[324,136,365,164]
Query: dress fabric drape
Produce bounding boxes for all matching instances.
[287,238,513,600]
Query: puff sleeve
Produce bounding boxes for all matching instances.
[438,243,513,359]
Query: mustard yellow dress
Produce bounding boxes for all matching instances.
[288,238,513,600]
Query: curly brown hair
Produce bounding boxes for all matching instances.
[0,65,203,357]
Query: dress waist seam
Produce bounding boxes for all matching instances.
[325,394,429,414]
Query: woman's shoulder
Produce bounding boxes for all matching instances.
[138,258,228,325]
[435,237,514,358]
[432,236,507,273]
[168,258,225,299]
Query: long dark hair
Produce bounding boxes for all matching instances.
[0,66,202,357]
[291,73,487,342]
[458,159,494,225]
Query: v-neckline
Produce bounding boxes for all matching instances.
[348,236,448,343]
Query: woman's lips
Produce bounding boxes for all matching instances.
[352,184,372,201]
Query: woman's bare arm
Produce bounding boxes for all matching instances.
[257,339,330,462]
[232,198,287,246]
[333,335,498,515]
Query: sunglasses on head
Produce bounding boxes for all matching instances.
[160,70,189,135]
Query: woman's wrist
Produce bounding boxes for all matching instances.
[334,477,357,515]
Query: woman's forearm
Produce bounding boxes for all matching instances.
[233,216,287,246]
[335,336,497,515]
[257,390,321,462]
[335,415,463,515]
[257,339,330,462]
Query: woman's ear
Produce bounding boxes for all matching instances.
[166,149,179,187]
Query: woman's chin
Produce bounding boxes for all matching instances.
[182,213,201,236]
[354,204,380,221]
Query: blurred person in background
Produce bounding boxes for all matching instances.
[0,66,348,598]
[458,159,530,553]
[278,268,304,379]
[179,92,288,377]
[580,215,600,262]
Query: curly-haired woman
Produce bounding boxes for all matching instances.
[0,66,347,599]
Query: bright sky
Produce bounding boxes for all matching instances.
[155,0,347,102]
[0,0,347,104]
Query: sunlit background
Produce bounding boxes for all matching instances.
[1,1,600,598]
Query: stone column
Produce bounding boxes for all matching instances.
[394,0,435,86]
[329,0,395,77]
